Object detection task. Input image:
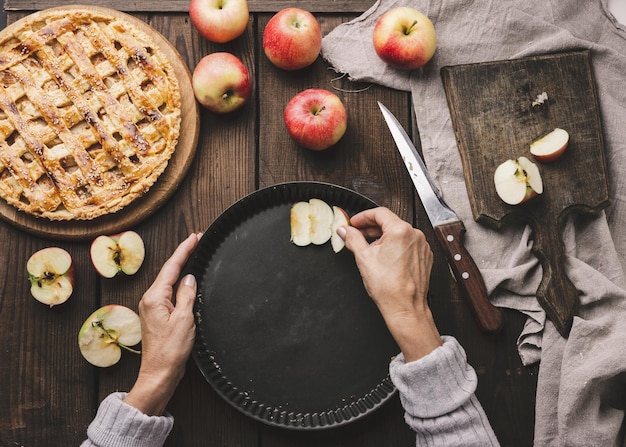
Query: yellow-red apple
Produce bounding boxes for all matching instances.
[372,6,437,70]
[189,0,249,43]
[263,8,322,70]
[284,89,347,151]
[192,52,252,114]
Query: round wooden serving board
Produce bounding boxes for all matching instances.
[0,6,200,241]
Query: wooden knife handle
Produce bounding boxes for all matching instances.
[434,221,503,332]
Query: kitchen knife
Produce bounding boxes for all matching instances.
[378,102,502,332]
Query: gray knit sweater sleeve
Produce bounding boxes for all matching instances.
[80,392,173,447]
[389,336,499,446]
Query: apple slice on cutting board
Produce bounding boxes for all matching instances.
[494,156,543,206]
[530,128,569,163]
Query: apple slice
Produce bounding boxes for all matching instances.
[78,305,142,367]
[494,156,543,205]
[290,201,312,246]
[530,128,569,163]
[309,198,334,245]
[331,206,350,253]
[90,231,145,278]
[27,247,74,307]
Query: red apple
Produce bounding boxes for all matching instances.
[263,8,322,70]
[192,52,252,114]
[78,305,142,367]
[91,231,145,278]
[27,247,74,307]
[530,128,569,163]
[284,89,347,151]
[189,0,249,43]
[494,156,543,205]
[372,6,437,70]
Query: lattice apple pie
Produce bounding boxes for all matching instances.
[0,8,181,220]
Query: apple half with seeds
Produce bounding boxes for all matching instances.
[494,156,543,205]
[27,247,74,307]
[91,231,145,278]
[530,128,569,163]
[290,199,350,252]
[78,304,142,367]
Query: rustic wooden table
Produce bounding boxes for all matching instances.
[0,1,538,445]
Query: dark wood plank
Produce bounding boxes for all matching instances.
[0,226,98,445]
[4,0,374,13]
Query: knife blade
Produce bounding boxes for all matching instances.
[378,102,502,332]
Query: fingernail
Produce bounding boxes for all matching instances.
[183,274,196,287]
[336,226,347,240]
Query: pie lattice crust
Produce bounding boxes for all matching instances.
[0,8,181,220]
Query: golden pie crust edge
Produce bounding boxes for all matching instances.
[0,8,182,220]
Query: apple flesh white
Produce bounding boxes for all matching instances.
[189,0,249,43]
[284,89,347,151]
[27,247,74,307]
[330,206,350,253]
[192,52,252,114]
[530,128,569,163]
[291,199,350,252]
[494,156,543,205]
[263,8,322,71]
[78,305,142,367]
[372,6,437,70]
[91,231,145,278]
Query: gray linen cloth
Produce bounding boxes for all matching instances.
[321,0,626,445]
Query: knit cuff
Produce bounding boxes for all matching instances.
[85,392,174,447]
[389,336,478,419]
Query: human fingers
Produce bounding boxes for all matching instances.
[173,274,197,313]
[337,225,371,255]
[349,207,402,235]
[150,233,201,290]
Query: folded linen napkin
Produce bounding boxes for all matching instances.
[322,0,626,444]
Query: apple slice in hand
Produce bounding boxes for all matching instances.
[494,156,543,205]
[91,231,145,278]
[78,305,142,367]
[290,199,350,252]
[331,206,350,253]
[530,128,569,163]
[27,247,74,307]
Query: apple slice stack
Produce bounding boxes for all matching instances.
[290,198,350,253]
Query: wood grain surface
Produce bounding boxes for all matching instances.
[441,50,610,336]
[0,6,199,240]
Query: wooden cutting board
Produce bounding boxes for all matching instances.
[0,6,199,240]
[441,50,609,337]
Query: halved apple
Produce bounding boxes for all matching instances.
[331,206,350,253]
[27,247,74,307]
[78,304,142,367]
[530,128,569,163]
[90,231,145,278]
[494,156,543,205]
[290,201,312,247]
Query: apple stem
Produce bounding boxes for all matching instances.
[405,20,418,35]
[314,105,326,116]
[92,320,141,355]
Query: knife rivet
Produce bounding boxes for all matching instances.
[454,254,461,261]
[446,235,454,242]
[462,272,470,279]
